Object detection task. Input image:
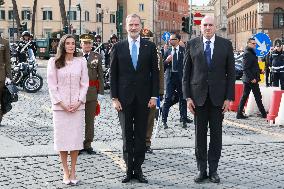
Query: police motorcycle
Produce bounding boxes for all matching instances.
[11,48,43,93]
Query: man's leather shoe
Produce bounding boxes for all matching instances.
[182,121,187,129]
[236,113,248,119]
[85,147,96,155]
[194,171,208,183]
[133,173,148,183]
[163,122,168,129]
[122,174,133,183]
[146,146,153,154]
[209,172,220,183]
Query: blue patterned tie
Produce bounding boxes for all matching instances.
[204,41,211,67]
[131,40,138,70]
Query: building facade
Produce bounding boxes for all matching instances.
[191,5,214,38]
[0,0,117,42]
[208,0,228,38]
[227,0,284,50]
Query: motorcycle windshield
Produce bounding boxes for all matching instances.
[28,49,35,61]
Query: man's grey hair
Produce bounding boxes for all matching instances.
[126,14,141,23]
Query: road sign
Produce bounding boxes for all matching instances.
[162,31,171,42]
[253,32,272,57]
[193,12,203,26]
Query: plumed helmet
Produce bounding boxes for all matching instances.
[22,31,31,37]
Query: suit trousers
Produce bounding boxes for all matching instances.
[146,107,156,147]
[118,96,149,174]
[162,73,187,122]
[83,100,97,149]
[194,96,223,174]
[237,82,266,115]
[0,81,5,122]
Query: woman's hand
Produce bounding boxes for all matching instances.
[69,101,82,113]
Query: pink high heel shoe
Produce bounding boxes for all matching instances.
[62,178,71,185]
[70,179,80,185]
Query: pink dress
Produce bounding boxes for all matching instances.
[47,57,89,151]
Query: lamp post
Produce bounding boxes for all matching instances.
[41,8,44,37]
[76,4,82,35]
[101,9,104,42]
[12,9,15,43]
[68,0,71,34]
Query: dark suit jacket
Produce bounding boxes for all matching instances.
[0,37,11,81]
[242,47,261,83]
[110,38,159,106]
[182,36,235,106]
[163,46,185,84]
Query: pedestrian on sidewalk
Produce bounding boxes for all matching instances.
[183,15,235,183]
[78,33,104,155]
[162,33,192,129]
[236,37,267,119]
[0,35,11,125]
[47,34,89,185]
[110,13,159,183]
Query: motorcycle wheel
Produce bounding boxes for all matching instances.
[23,74,43,93]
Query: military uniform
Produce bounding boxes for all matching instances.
[79,34,104,154]
[0,36,11,124]
[139,29,165,153]
[270,40,284,90]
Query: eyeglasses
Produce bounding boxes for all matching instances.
[203,24,213,27]
[250,42,257,45]
[170,38,177,41]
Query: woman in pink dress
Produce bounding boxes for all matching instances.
[47,34,89,185]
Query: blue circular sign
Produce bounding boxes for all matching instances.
[253,32,272,57]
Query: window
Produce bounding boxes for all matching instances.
[96,4,101,8]
[68,11,77,21]
[85,11,89,21]
[8,10,13,20]
[110,14,115,23]
[43,10,52,20]
[96,13,102,22]
[139,4,144,12]
[273,8,284,28]
[0,10,4,20]
[22,10,31,20]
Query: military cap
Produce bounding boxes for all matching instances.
[80,33,95,43]
[274,39,282,47]
[140,29,153,39]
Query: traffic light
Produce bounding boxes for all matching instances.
[182,17,189,34]
[0,0,5,6]
[63,25,68,34]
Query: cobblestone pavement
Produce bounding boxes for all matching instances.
[0,59,284,188]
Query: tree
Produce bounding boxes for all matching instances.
[59,0,68,29]
[11,0,21,37]
[31,0,37,35]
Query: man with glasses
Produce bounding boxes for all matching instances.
[183,16,235,183]
[162,33,191,129]
[236,37,267,119]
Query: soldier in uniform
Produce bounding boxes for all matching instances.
[105,34,118,68]
[93,34,105,59]
[139,29,165,154]
[17,31,35,62]
[270,39,284,90]
[79,34,104,155]
[0,35,11,125]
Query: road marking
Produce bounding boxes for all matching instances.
[100,148,126,172]
[224,119,284,139]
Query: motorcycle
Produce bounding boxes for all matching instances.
[11,49,43,93]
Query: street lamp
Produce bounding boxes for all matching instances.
[41,8,44,37]
[76,4,82,35]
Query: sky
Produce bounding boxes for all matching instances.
[191,0,210,6]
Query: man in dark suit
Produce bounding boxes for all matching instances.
[162,33,191,129]
[236,38,267,119]
[110,13,159,183]
[183,16,235,183]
